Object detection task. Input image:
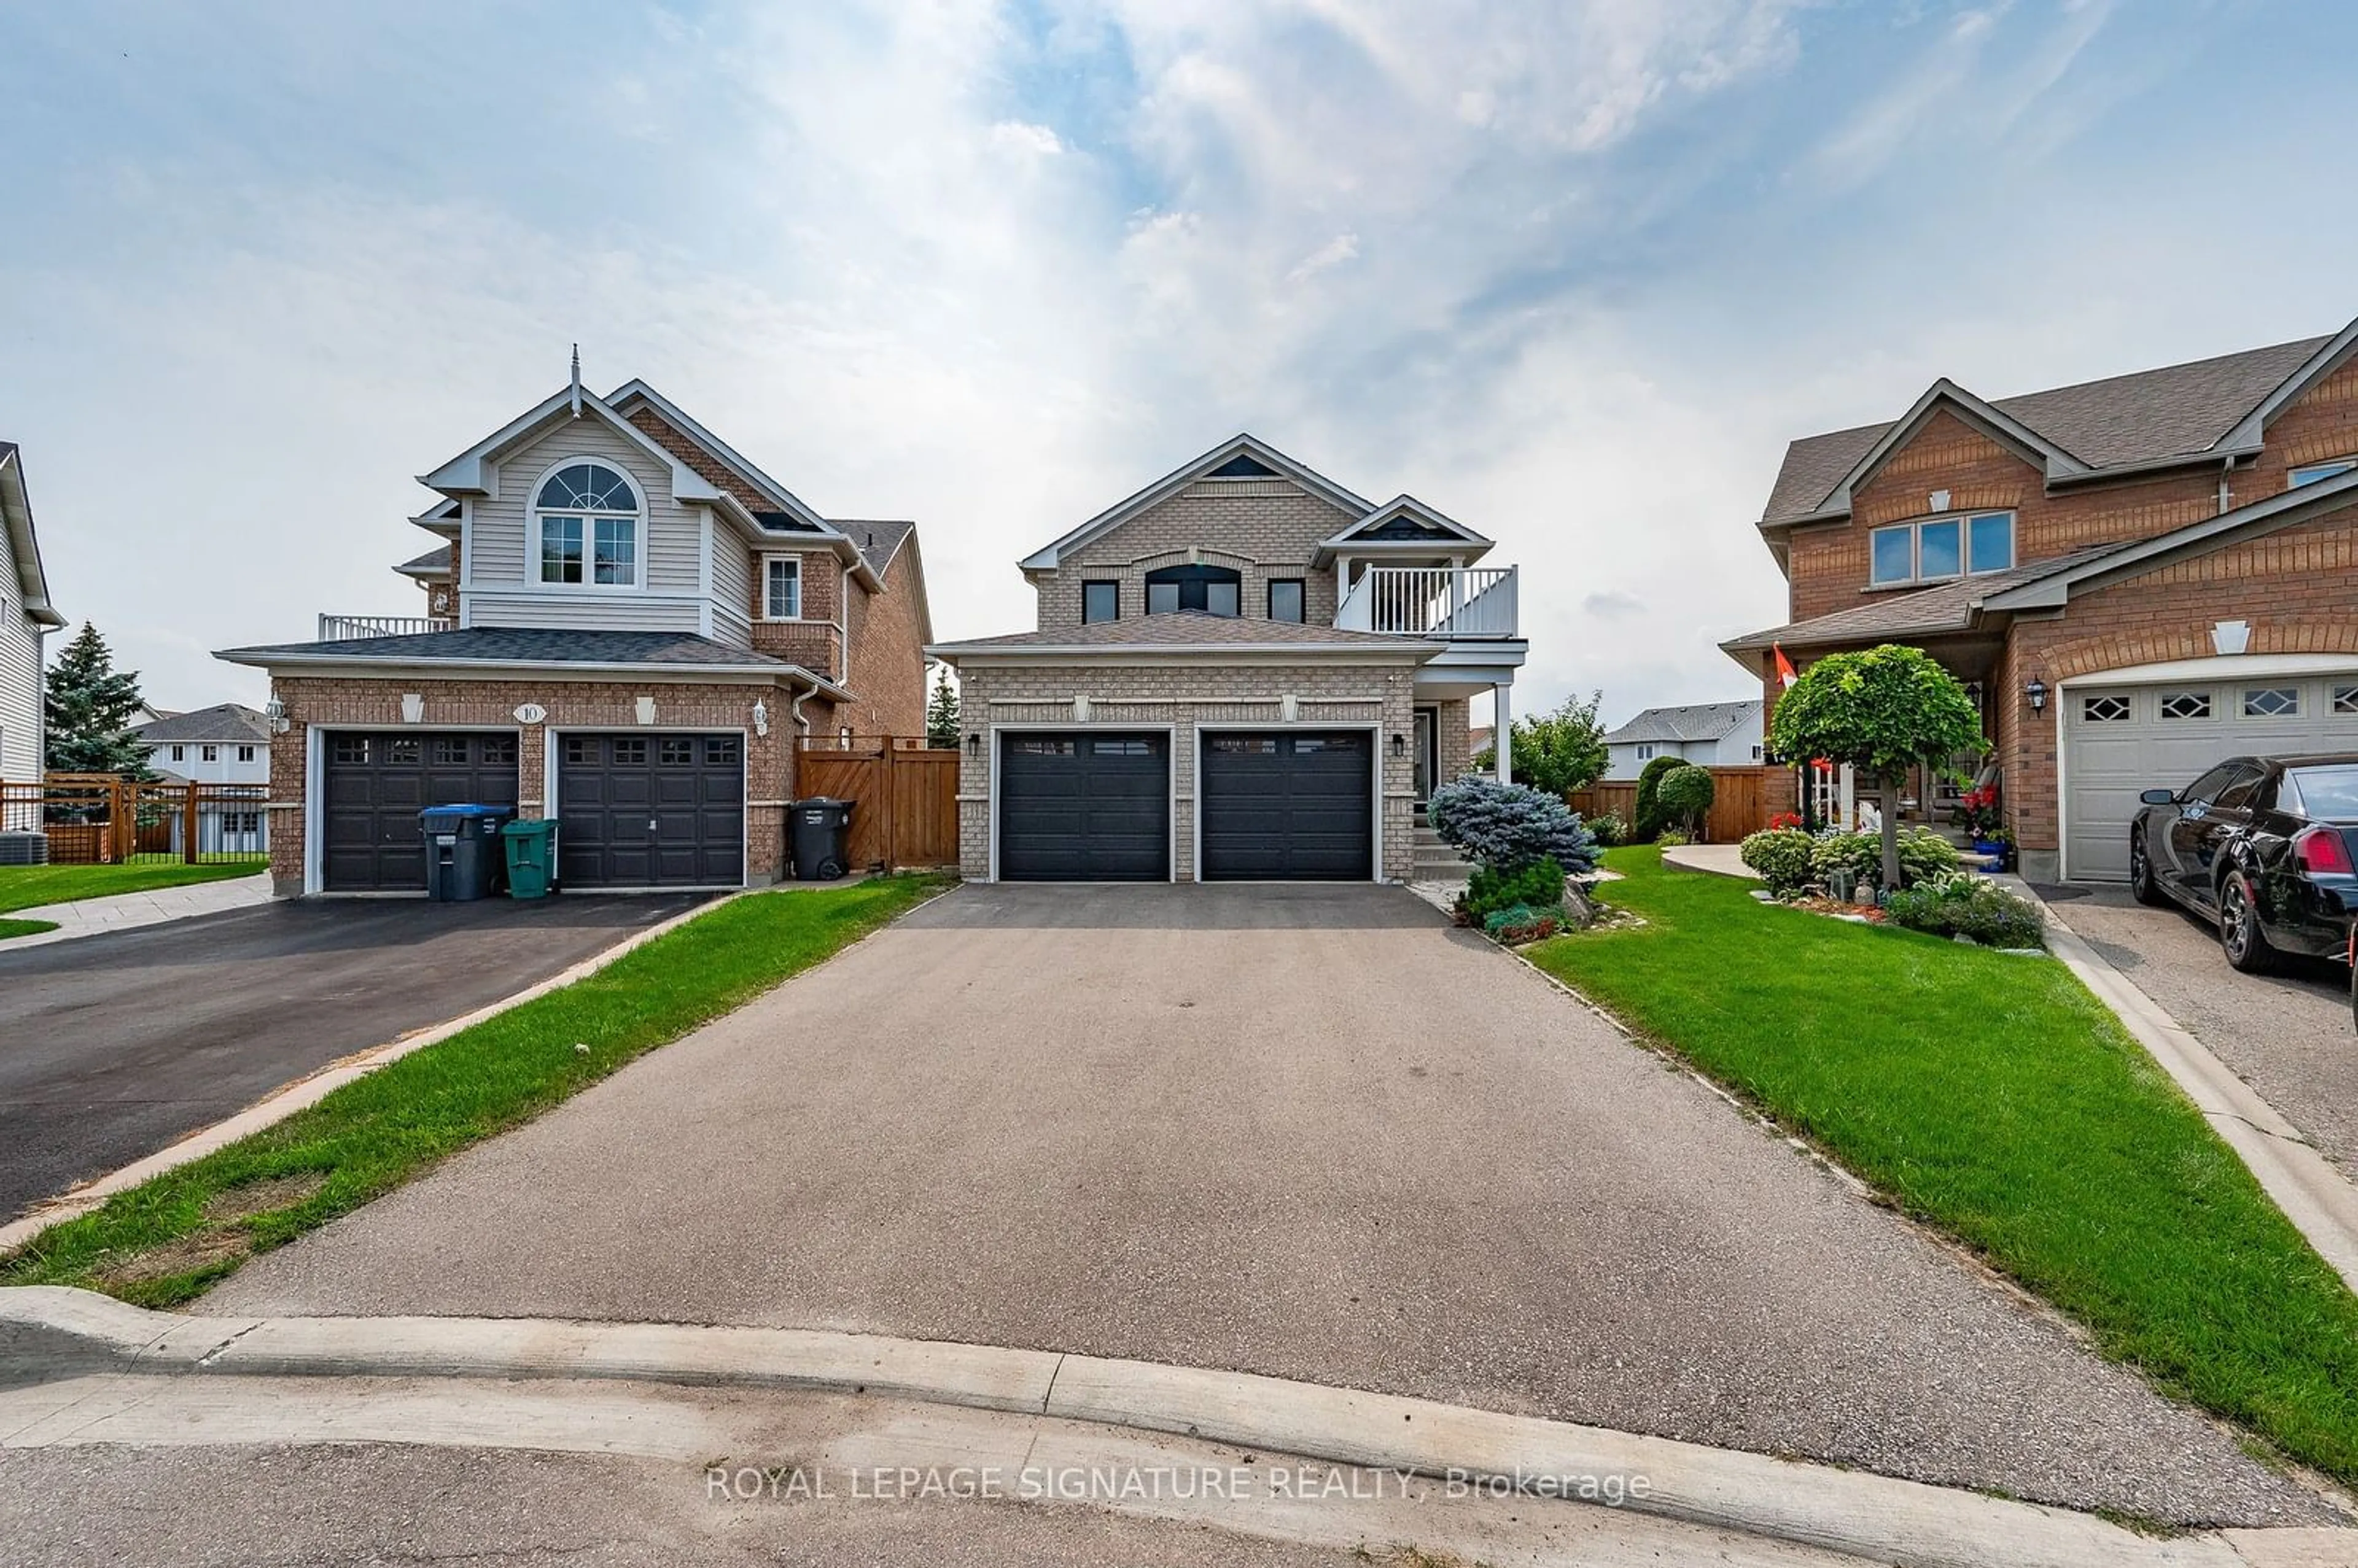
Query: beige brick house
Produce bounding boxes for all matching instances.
[928,435,1527,883]
[219,376,932,896]
[1722,317,2358,882]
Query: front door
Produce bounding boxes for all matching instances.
[1412,708,1437,805]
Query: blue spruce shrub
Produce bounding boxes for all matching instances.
[1426,777,1601,875]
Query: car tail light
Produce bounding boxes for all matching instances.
[2294,826,2356,875]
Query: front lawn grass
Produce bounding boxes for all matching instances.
[2,874,949,1306]
[1528,847,2358,1487]
[0,917,60,942]
[0,858,265,915]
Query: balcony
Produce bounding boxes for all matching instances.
[318,614,454,642]
[1334,565,1518,638]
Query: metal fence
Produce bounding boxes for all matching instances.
[0,774,271,865]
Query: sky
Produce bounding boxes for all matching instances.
[4,0,2355,727]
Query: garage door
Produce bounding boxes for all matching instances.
[2064,672,2358,880]
[557,733,745,888]
[322,731,519,891]
[1199,731,1374,881]
[998,732,1169,881]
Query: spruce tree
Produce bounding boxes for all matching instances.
[43,623,158,777]
[925,669,961,748]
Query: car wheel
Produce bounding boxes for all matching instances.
[2219,874,2282,975]
[2129,829,2166,906]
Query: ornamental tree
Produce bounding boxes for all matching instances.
[1488,689,1609,798]
[1656,762,1716,839]
[43,623,157,778]
[1766,643,1983,893]
[1426,775,1600,875]
[925,668,961,748]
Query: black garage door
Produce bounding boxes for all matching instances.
[1200,731,1374,881]
[557,733,745,888]
[998,732,1169,881]
[323,731,520,891]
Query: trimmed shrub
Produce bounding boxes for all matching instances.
[1426,777,1601,875]
[1588,812,1627,848]
[1885,872,2046,949]
[1656,828,1689,847]
[1811,828,1961,890]
[1482,902,1563,943]
[1633,755,1684,841]
[1738,827,1815,895]
[1464,856,1567,924]
[1656,763,1715,837]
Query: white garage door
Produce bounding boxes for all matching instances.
[2063,671,2358,880]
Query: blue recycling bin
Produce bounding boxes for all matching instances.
[419,804,517,900]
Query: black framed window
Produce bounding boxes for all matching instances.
[1145,564,1241,616]
[1267,578,1305,623]
[1083,581,1119,624]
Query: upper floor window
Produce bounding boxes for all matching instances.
[1267,579,1305,623]
[200,745,219,763]
[1145,564,1240,616]
[535,461,639,588]
[238,744,257,762]
[1082,581,1119,624]
[764,556,801,619]
[1869,511,2013,587]
[169,745,185,762]
[2289,457,2356,487]
[1635,743,1656,760]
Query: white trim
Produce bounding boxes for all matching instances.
[986,722,1180,885]
[523,454,646,594]
[1190,720,1384,885]
[759,553,805,621]
[2218,316,2358,450]
[303,725,323,896]
[1018,434,1374,572]
[547,724,753,890]
[307,723,524,896]
[419,384,723,508]
[604,379,833,529]
[1865,509,2016,588]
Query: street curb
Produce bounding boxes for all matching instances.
[0,883,908,1257]
[1,1287,2344,1568]
[2018,886,2358,1296]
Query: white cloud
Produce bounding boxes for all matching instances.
[1284,231,1360,285]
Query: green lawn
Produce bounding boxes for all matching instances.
[2,874,950,1305]
[0,918,59,942]
[1526,848,2358,1485]
[0,858,266,915]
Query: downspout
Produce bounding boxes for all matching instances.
[2218,456,2235,516]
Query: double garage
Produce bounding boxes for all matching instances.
[996,729,1376,882]
[320,729,745,892]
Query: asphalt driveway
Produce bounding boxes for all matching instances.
[204,883,2327,1526]
[2050,884,2356,1171]
[0,893,702,1219]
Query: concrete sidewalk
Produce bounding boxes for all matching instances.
[4,871,272,949]
[1660,842,1755,879]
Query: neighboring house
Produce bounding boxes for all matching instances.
[0,443,66,782]
[1601,701,1763,780]
[132,703,273,783]
[217,376,933,896]
[1723,319,2358,882]
[1468,723,1493,761]
[926,434,1528,883]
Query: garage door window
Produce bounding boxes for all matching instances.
[2337,687,2358,716]
[660,738,695,765]
[1011,738,1076,756]
[2243,688,2300,718]
[386,737,421,764]
[2080,694,2132,723]
[1209,736,1277,755]
[707,735,739,764]
[2158,692,2212,720]
[333,736,369,764]
[613,738,648,764]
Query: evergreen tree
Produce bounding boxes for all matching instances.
[925,668,962,748]
[44,623,157,777]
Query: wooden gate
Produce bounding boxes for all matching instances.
[796,739,959,871]
[1565,766,1768,844]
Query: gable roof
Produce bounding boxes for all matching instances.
[1315,495,1493,561]
[419,384,730,512]
[1603,701,1762,745]
[0,443,65,629]
[928,610,1438,661]
[1761,333,2338,529]
[605,379,831,530]
[396,544,453,578]
[131,702,272,745]
[1019,434,1375,573]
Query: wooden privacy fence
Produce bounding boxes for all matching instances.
[795,737,959,871]
[1567,766,1770,844]
[1,775,270,865]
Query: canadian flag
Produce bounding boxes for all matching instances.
[1773,644,1799,691]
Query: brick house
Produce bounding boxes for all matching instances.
[1722,319,2358,882]
[927,435,1527,883]
[1,442,66,783]
[219,378,932,896]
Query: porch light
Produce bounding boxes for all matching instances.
[752,698,769,738]
[966,732,982,756]
[2024,677,2049,713]
[1390,732,1407,759]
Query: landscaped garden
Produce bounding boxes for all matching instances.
[1525,847,2358,1487]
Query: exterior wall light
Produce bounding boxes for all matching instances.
[1390,732,1407,759]
[2025,677,2049,713]
[966,731,983,756]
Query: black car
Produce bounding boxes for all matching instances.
[2130,753,2358,974]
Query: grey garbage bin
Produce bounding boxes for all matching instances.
[788,797,855,880]
[421,804,518,900]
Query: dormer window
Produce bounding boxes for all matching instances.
[1145,564,1240,616]
[1869,511,2012,587]
[535,460,640,587]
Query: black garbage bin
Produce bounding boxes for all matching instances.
[421,804,518,900]
[788,797,855,880]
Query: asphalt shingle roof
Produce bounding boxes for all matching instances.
[1722,544,2130,653]
[1761,336,2332,526]
[219,628,795,667]
[835,519,914,575]
[1603,701,1762,745]
[395,545,453,576]
[130,702,273,745]
[934,610,1430,651]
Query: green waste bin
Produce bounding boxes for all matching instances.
[501,818,559,899]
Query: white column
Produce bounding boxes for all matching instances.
[1493,681,1513,783]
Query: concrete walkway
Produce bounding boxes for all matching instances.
[203,882,2326,1527]
[1660,842,1754,878]
[3,871,272,949]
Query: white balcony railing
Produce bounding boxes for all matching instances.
[318,614,454,642]
[1334,565,1518,638]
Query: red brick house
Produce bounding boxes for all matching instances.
[1723,320,2358,883]
[219,378,932,896]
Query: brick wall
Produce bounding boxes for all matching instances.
[1029,481,1355,631]
[950,657,1420,881]
[266,673,800,895]
[844,538,929,735]
[1436,696,1473,782]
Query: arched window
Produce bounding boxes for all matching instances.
[1145,563,1241,616]
[535,460,639,586]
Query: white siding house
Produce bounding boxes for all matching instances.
[0,443,66,782]
[133,704,274,785]
[1602,700,1764,780]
